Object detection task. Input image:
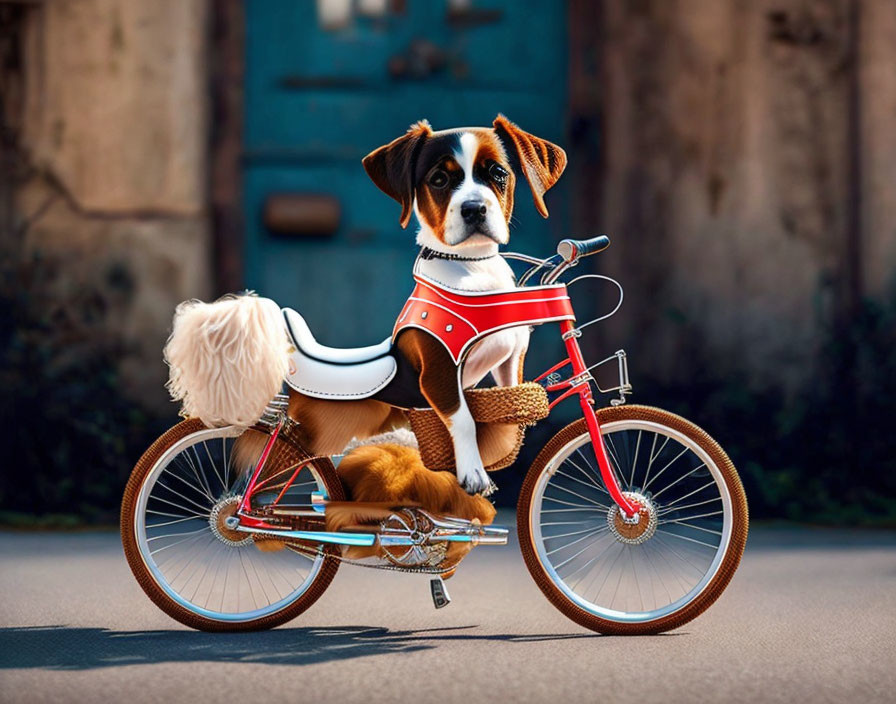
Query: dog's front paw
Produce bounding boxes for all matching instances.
[458,464,494,496]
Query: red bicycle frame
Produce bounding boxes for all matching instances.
[238,291,639,524]
[533,320,639,517]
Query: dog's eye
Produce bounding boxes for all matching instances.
[488,162,509,186]
[428,169,450,189]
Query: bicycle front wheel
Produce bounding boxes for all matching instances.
[518,405,748,635]
[121,419,343,631]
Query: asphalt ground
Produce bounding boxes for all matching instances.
[1,517,894,704]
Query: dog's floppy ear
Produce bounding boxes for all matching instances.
[493,114,567,218]
[362,120,433,228]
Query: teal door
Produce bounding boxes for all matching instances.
[244,0,569,348]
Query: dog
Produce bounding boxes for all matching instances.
[164,114,566,504]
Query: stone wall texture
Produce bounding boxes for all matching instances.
[596,0,896,391]
[8,0,210,408]
[21,0,207,215]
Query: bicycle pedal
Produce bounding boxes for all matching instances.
[430,577,451,609]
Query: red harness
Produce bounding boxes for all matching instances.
[392,275,575,364]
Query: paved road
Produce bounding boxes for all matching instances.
[1,517,894,704]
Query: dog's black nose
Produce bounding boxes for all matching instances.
[461,200,487,224]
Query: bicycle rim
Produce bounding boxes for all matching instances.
[132,425,328,623]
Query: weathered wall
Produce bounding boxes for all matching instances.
[597,0,896,391]
[6,0,210,407]
[859,0,896,297]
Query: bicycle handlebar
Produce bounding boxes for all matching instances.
[503,235,612,286]
[556,235,611,263]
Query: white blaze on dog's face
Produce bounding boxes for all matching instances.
[413,130,513,251]
[362,115,568,253]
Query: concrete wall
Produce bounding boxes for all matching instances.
[597,0,896,391]
[8,0,210,408]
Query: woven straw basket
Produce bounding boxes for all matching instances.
[406,382,549,472]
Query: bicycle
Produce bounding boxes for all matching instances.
[121,235,748,634]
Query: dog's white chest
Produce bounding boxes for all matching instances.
[414,255,529,388]
[414,255,517,293]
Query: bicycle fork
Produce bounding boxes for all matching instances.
[554,320,639,518]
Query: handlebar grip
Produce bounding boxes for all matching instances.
[557,235,611,262]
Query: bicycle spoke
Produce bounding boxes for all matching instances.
[202,440,228,496]
[154,479,213,514]
[146,526,209,542]
[552,530,615,571]
[148,494,208,518]
[149,529,209,556]
[582,541,627,601]
[546,526,610,556]
[539,506,608,513]
[146,508,202,520]
[658,510,724,524]
[652,535,711,576]
[551,470,612,506]
[603,435,624,478]
[657,495,722,516]
[641,434,670,491]
[546,478,610,508]
[571,450,611,495]
[162,463,216,504]
[655,529,719,550]
[650,463,709,500]
[181,446,216,501]
[222,436,231,490]
[641,446,690,493]
[564,535,619,586]
[658,519,723,536]
[628,430,642,490]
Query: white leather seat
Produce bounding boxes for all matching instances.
[282,308,397,400]
[283,308,392,363]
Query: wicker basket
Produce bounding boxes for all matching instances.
[406,382,549,472]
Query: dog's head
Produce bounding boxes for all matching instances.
[362,115,567,253]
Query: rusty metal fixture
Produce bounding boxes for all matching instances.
[263,193,341,236]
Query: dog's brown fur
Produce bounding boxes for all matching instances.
[287,393,406,456]
[395,328,462,420]
[327,443,495,572]
[243,437,495,574]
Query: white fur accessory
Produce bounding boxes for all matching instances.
[341,427,420,454]
[164,293,288,428]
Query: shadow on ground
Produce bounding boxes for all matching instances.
[0,625,612,670]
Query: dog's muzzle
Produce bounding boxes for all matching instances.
[461,199,487,225]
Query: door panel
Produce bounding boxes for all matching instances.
[244,0,568,348]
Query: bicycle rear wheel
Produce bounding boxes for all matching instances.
[121,419,343,631]
[518,405,748,635]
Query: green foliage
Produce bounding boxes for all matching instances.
[0,253,172,525]
[638,291,896,526]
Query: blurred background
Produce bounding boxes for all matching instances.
[1,0,894,526]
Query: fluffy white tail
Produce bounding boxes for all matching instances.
[164,293,288,428]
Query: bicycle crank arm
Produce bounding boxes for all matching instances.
[378,528,509,547]
[378,511,509,546]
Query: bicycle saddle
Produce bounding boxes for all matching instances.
[281,308,397,400]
